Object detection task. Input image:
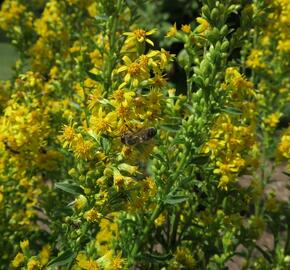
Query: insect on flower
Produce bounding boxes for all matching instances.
[3,140,20,155]
[121,127,157,145]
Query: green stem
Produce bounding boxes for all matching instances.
[186,70,192,103]
[128,147,189,266]
[128,203,163,266]
[284,222,290,254]
[104,0,122,95]
[81,81,90,128]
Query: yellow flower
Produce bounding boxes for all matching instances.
[142,176,157,195]
[154,213,166,226]
[39,244,51,266]
[225,68,253,90]
[124,28,157,46]
[166,23,177,37]
[86,260,101,270]
[111,88,135,105]
[76,253,89,269]
[27,258,40,270]
[246,49,266,69]
[264,112,282,128]
[12,252,25,267]
[75,195,87,210]
[59,122,76,148]
[217,174,231,190]
[196,17,210,33]
[117,163,139,175]
[76,253,101,270]
[277,40,290,51]
[90,49,102,66]
[214,161,237,175]
[151,74,167,88]
[105,253,125,270]
[158,48,173,69]
[87,2,98,17]
[117,56,149,87]
[278,126,290,159]
[90,107,117,134]
[175,247,196,269]
[73,135,93,159]
[84,208,101,222]
[0,1,26,31]
[49,66,59,78]
[20,239,29,251]
[96,217,119,256]
[0,185,3,205]
[113,168,134,190]
[87,88,102,111]
[181,24,191,33]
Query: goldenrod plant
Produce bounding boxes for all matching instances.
[0,0,289,269]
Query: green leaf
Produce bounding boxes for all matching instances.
[160,124,179,132]
[55,182,84,195]
[164,194,188,205]
[98,98,115,110]
[86,71,103,82]
[191,154,209,165]
[152,153,168,167]
[193,75,204,88]
[100,136,111,153]
[69,101,82,111]
[184,103,195,114]
[282,171,290,177]
[143,252,172,262]
[94,15,108,21]
[171,137,186,145]
[47,249,76,267]
[87,130,100,143]
[220,107,242,115]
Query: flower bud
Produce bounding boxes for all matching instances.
[210,8,219,23]
[221,40,229,52]
[220,25,228,37]
[201,5,211,19]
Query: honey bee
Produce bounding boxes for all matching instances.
[121,127,157,145]
[3,140,20,154]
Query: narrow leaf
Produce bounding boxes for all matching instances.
[55,182,84,195]
[191,154,209,165]
[86,71,103,82]
[220,107,242,115]
[165,194,188,205]
[143,252,172,262]
[184,103,195,114]
[47,249,75,267]
[160,124,179,132]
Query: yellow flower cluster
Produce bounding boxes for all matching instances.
[0,0,28,30]
[204,68,258,190]
[12,241,51,269]
[278,126,290,162]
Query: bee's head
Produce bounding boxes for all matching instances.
[148,127,157,137]
[120,135,126,144]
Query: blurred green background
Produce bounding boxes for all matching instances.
[0,26,18,80]
[0,42,18,80]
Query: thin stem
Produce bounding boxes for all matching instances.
[104,0,122,95]
[128,203,163,266]
[128,147,190,266]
